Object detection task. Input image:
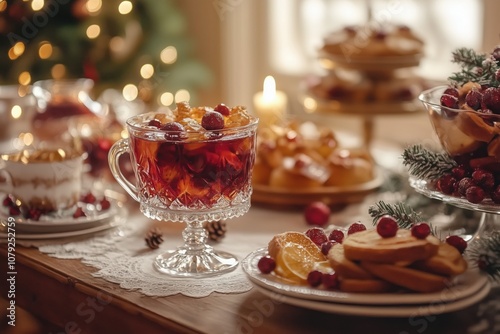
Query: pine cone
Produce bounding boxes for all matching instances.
[145,228,164,249]
[204,221,227,242]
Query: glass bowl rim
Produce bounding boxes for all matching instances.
[125,110,259,134]
[419,85,500,121]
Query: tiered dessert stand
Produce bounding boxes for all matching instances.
[301,31,425,147]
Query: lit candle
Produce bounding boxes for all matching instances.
[253,76,287,128]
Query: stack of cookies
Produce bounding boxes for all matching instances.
[329,229,468,293]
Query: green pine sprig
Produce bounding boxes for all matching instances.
[402,145,457,180]
[368,201,424,229]
[467,231,500,282]
[448,47,500,87]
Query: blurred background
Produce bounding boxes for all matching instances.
[2,2,499,333]
[1,0,500,149]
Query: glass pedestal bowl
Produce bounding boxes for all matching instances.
[109,111,258,277]
[414,86,500,238]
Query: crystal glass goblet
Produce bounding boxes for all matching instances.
[108,110,258,277]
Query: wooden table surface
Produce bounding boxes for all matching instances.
[1,234,499,334]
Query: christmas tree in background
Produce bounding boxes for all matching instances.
[0,0,212,106]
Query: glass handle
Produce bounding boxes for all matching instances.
[108,138,139,202]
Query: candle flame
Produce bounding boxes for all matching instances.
[263,75,276,101]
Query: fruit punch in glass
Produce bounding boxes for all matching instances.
[126,102,258,221]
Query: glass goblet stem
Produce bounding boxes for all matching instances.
[182,221,209,253]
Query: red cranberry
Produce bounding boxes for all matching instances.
[465,90,483,110]
[27,208,43,221]
[465,186,485,204]
[322,272,339,289]
[304,202,331,227]
[214,103,230,116]
[307,270,324,287]
[451,166,467,180]
[100,198,111,211]
[161,122,186,140]
[376,215,398,238]
[472,169,495,191]
[257,256,276,274]
[305,227,328,246]
[73,207,86,218]
[9,206,20,216]
[443,87,459,98]
[446,235,467,254]
[482,87,500,114]
[82,192,96,204]
[147,119,163,128]
[436,174,457,195]
[2,195,13,207]
[411,222,431,239]
[347,222,366,235]
[320,241,336,256]
[2,195,14,206]
[328,229,344,243]
[440,94,459,108]
[457,177,475,197]
[201,111,225,130]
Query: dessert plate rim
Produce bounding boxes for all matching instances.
[252,281,490,317]
[0,192,121,233]
[242,247,490,306]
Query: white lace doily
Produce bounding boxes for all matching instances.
[29,208,258,298]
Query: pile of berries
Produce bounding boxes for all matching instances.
[435,164,500,204]
[2,195,48,221]
[1,192,111,221]
[147,103,231,135]
[440,84,500,114]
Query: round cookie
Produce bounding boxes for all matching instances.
[327,244,373,279]
[360,262,450,293]
[411,243,468,277]
[342,229,440,263]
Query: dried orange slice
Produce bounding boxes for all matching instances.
[276,242,326,282]
[268,231,324,260]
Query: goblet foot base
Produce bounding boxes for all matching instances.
[154,247,238,278]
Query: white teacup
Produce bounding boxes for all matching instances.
[0,149,83,211]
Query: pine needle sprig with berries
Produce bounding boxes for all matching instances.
[368,201,424,229]
[448,47,500,87]
[467,231,500,282]
[402,145,457,180]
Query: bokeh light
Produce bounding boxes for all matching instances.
[86,24,101,39]
[118,1,133,14]
[160,46,177,64]
[122,84,138,101]
[174,89,190,103]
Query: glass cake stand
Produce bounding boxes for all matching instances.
[409,176,500,241]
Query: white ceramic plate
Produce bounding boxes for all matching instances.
[0,209,125,240]
[254,282,491,317]
[0,196,119,233]
[242,248,489,306]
